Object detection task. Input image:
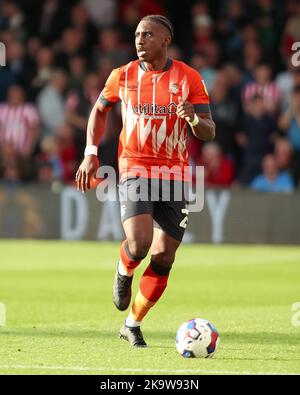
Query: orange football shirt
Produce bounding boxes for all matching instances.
[99,59,210,180]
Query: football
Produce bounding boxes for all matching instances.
[176,318,220,358]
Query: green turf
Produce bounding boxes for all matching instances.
[0,241,299,375]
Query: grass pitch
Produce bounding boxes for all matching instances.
[0,241,299,375]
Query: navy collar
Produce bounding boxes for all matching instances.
[139,58,173,72]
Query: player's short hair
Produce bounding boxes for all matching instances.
[141,15,174,40]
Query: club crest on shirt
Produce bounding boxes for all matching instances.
[169,82,179,95]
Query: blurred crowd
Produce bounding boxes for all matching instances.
[1,0,300,193]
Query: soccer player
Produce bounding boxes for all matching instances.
[76,15,215,347]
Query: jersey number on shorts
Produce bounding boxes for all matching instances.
[179,209,189,229]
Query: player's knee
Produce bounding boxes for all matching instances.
[127,239,150,261]
[151,252,175,269]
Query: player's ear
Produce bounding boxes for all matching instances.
[162,35,171,48]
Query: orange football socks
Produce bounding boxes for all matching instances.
[126,261,171,327]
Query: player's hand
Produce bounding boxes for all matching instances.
[176,97,195,123]
[75,155,100,193]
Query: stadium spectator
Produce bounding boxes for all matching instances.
[190,52,216,93]
[276,64,300,113]
[222,63,244,114]
[202,40,221,70]
[37,69,68,137]
[243,63,280,115]
[7,39,28,83]
[68,54,87,91]
[0,85,39,158]
[117,1,140,44]
[167,44,183,61]
[237,94,277,185]
[55,27,87,70]
[118,0,165,23]
[97,56,116,88]
[37,135,63,182]
[0,5,6,30]
[192,14,215,55]
[220,15,258,63]
[286,0,300,17]
[34,0,70,45]
[65,71,100,155]
[65,72,99,129]
[254,0,278,52]
[25,34,42,54]
[69,2,98,51]
[225,23,261,67]
[196,142,234,188]
[0,28,15,48]
[2,159,22,187]
[37,161,56,185]
[242,42,263,82]
[274,137,293,173]
[281,1,300,59]
[0,142,22,187]
[0,139,35,185]
[0,37,27,100]
[192,1,211,20]
[242,24,259,47]
[93,56,122,170]
[23,37,43,99]
[187,131,203,170]
[55,123,77,183]
[251,154,294,193]
[279,84,300,186]
[209,70,239,157]
[83,0,117,28]
[29,47,55,98]
[93,27,132,69]
[0,0,25,40]
[279,85,300,151]
[25,36,42,68]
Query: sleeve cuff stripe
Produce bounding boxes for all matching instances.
[98,93,115,107]
[194,103,210,113]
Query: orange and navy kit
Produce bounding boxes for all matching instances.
[99,58,210,180]
[103,59,211,329]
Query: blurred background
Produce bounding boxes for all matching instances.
[0,0,300,243]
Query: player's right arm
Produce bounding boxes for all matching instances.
[75,101,110,193]
[75,67,122,193]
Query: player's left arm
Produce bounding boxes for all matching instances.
[176,70,216,141]
[176,101,215,141]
